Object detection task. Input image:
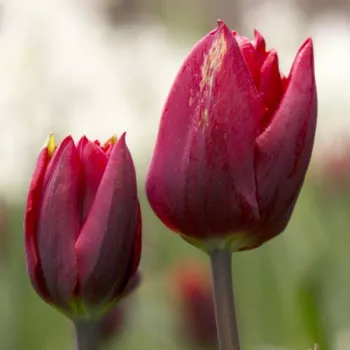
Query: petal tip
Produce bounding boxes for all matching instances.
[208,20,226,36]
[286,37,315,82]
[53,136,77,159]
[113,132,128,154]
[45,133,56,157]
[296,37,315,70]
[118,132,126,144]
[298,37,314,56]
[217,19,225,27]
[267,49,278,59]
[61,135,75,149]
[253,29,266,50]
[216,19,231,35]
[80,135,89,143]
[253,28,262,37]
[76,135,91,155]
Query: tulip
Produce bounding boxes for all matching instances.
[24,133,141,321]
[146,21,317,350]
[146,20,317,253]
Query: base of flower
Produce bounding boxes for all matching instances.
[182,232,256,253]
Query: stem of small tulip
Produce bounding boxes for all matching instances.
[74,320,100,350]
[210,249,240,350]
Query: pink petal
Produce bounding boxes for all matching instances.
[75,133,139,305]
[77,136,108,224]
[37,136,80,308]
[235,34,261,87]
[255,38,317,236]
[24,148,52,302]
[252,29,267,65]
[258,50,283,128]
[111,200,142,299]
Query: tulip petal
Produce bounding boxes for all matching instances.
[235,34,260,88]
[259,50,283,126]
[37,136,80,308]
[255,39,317,236]
[76,133,139,305]
[24,148,51,302]
[77,137,108,224]
[111,200,142,299]
[252,29,267,64]
[147,21,264,240]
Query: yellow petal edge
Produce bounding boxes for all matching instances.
[47,133,57,158]
[103,135,118,147]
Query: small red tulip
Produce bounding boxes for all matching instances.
[146,21,317,252]
[24,134,141,319]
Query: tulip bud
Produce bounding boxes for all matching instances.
[171,261,216,347]
[146,21,317,252]
[24,133,141,320]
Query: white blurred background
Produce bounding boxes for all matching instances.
[0,0,349,197]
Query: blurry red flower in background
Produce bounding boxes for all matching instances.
[171,261,216,347]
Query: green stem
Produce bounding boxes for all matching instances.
[210,249,240,350]
[74,320,100,350]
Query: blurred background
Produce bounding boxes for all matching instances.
[0,0,349,349]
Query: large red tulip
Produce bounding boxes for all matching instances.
[146,21,317,252]
[24,134,141,319]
